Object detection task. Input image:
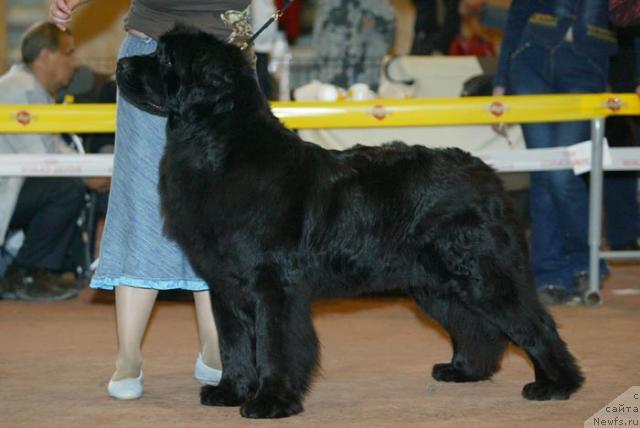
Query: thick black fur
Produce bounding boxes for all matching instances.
[116,26,584,419]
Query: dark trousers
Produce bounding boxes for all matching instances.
[9,177,86,272]
[411,0,461,55]
[605,37,640,247]
[510,41,610,290]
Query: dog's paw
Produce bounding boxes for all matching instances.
[521,381,574,401]
[200,385,245,407]
[432,363,487,383]
[240,393,303,419]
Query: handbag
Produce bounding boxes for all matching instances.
[610,0,640,27]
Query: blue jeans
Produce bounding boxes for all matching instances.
[509,41,609,291]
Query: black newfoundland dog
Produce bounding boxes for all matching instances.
[116,26,583,419]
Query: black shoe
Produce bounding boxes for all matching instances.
[2,268,79,301]
[609,238,640,251]
[537,285,581,306]
[0,265,20,299]
[0,278,16,299]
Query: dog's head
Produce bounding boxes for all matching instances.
[116,25,256,118]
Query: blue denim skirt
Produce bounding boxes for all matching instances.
[90,34,208,291]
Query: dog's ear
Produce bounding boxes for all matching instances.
[199,59,235,91]
[176,84,234,120]
[177,55,237,118]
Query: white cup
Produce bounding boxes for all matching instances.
[349,83,374,101]
[318,84,340,101]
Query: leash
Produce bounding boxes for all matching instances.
[247,0,293,46]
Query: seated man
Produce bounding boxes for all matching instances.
[0,21,110,301]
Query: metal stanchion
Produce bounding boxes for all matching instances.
[586,118,605,306]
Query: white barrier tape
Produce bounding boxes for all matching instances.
[0,148,639,176]
[568,139,612,175]
[0,154,113,177]
[477,147,640,173]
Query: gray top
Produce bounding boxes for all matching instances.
[0,64,74,245]
[125,0,252,40]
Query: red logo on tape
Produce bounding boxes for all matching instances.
[488,101,506,117]
[15,110,32,126]
[605,97,623,112]
[371,104,387,121]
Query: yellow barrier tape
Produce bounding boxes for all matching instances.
[0,104,116,133]
[0,93,638,133]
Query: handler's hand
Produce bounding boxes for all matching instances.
[49,0,86,31]
[491,86,508,136]
[84,177,111,193]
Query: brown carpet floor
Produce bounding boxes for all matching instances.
[1,263,638,428]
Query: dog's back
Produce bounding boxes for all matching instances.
[272,141,525,298]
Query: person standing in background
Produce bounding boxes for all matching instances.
[492,0,640,305]
[603,26,640,252]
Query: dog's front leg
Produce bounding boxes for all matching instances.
[200,294,258,407]
[240,270,319,419]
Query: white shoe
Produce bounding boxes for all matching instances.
[194,353,222,386]
[108,371,143,400]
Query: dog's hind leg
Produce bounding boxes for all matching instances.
[412,290,507,382]
[410,288,508,382]
[239,265,319,419]
[200,293,259,407]
[453,256,584,400]
[474,299,584,400]
[513,307,584,401]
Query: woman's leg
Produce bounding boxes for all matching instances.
[194,290,222,370]
[111,285,158,381]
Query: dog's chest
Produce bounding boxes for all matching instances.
[160,143,223,217]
